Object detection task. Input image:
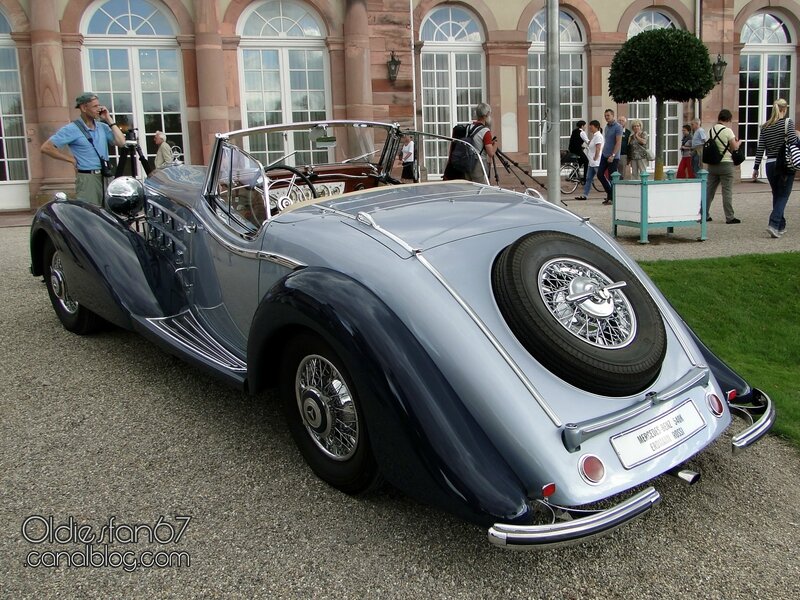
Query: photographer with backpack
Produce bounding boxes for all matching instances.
[443,102,497,182]
[704,109,742,224]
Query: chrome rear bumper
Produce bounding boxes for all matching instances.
[729,388,775,453]
[488,487,661,549]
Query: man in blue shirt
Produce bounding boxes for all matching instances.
[41,92,126,207]
[596,108,623,205]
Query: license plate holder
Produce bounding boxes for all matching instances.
[611,400,706,469]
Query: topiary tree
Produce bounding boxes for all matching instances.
[609,28,715,179]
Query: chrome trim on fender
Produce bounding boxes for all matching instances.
[729,388,775,453]
[415,252,561,426]
[256,251,306,270]
[488,487,661,549]
[562,366,709,452]
[352,210,561,426]
[146,196,305,268]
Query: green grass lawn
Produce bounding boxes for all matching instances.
[640,252,799,446]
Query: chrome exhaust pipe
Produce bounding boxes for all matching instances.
[668,467,701,485]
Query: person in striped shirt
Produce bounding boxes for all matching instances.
[752,98,796,238]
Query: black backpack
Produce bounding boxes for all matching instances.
[447,123,487,176]
[702,126,729,165]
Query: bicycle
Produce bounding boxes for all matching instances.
[560,158,604,194]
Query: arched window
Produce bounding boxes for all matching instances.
[739,13,795,163]
[629,11,676,35]
[419,5,485,177]
[527,10,585,171]
[238,0,329,167]
[83,0,186,169]
[0,9,29,200]
[626,10,680,169]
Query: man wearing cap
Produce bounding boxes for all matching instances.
[153,131,173,168]
[41,92,126,207]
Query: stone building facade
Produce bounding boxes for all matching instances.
[0,0,797,209]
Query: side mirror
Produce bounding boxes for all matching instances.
[106,176,144,217]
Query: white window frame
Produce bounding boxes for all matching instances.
[419,7,486,178]
[80,2,188,169]
[739,12,796,169]
[527,10,586,173]
[627,10,680,170]
[236,1,332,166]
[0,35,29,185]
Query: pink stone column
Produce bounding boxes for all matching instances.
[193,0,229,163]
[30,0,74,198]
[343,0,373,121]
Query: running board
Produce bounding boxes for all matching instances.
[145,310,247,373]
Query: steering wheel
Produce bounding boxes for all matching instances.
[265,164,318,212]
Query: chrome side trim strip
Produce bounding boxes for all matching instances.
[352,210,560,426]
[562,366,709,452]
[488,487,661,549]
[414,253,561,427]
[256,251,305,270]
[147,310,247,372]
[729,388,775,453]
[146,196,305,268]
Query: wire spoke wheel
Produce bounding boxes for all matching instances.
[281,333,379,493]
[492,231,666,396]
[538,258,636,348]
[296,354,359,461]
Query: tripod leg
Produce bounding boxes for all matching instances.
[136,145,152,175]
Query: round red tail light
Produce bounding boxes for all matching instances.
[579,454,606,484]
[707,393,725,417]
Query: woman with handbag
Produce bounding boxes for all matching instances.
[627,120,649,178]
[677,124,695,178]
[705,109,742,224]
[752,98,796,237]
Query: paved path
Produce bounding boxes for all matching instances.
[554,179,800,261]
[1,184,799,599]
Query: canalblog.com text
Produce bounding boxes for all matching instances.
[21,514,192,573]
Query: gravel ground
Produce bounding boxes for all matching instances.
[1,185,799,599]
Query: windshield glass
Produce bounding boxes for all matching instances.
[226,122,395,171]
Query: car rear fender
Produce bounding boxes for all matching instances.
[30,202,167,329]
[247,266,533,526]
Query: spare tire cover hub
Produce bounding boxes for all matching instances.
[539,258,636,348]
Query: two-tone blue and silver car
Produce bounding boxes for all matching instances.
[29,120,774,548]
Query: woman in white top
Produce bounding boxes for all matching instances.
[576,119,603,199]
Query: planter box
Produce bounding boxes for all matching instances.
[612,170,708,244]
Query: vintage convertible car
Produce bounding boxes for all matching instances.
[30,120,774,548]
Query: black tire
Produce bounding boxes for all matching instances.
[560,164,579,194]
[592,177,604,193]
[493,232,666,396]
[42,238,104,335]
[280,333,379,494]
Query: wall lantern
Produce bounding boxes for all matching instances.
[387,51,401,83]
[712,54,728,84]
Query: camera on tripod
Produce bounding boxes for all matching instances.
[114,125,152,177]
[124,127,140,148]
